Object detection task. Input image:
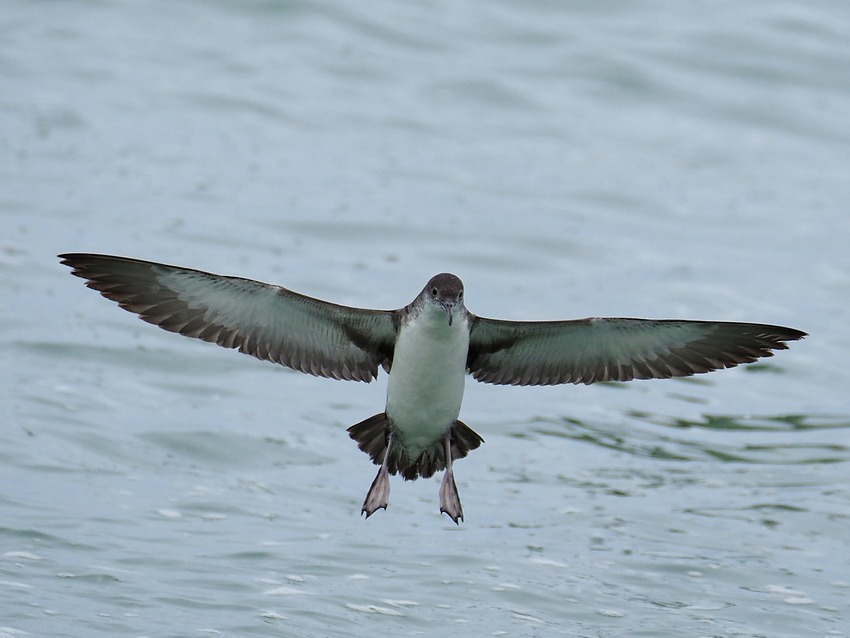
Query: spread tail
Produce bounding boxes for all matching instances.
[347,413,483,481]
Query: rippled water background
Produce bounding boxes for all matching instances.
[2,1,849,636]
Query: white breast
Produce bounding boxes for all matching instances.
[385,308,470,458]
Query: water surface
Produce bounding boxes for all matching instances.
[2,1,848,636]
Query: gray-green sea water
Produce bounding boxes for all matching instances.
[2,1,848,636]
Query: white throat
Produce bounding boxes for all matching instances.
[384,303,470,457]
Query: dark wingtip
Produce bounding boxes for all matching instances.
[58,252,99,277]
[58,253,75,267]
[58,252,88,264]
[771,325,807,342]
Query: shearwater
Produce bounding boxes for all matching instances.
[59,254,806,523]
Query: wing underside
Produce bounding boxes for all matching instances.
[468,316,806,386]
[60,253,398,381]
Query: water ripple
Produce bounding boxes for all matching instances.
[532,412,850,465]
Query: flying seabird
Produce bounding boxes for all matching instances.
[59,253,806,523]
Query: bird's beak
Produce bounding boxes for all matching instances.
[441,302,454,326]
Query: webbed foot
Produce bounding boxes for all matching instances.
[362,466,391,518]
[438,433,464,524]
[361,432,393,519]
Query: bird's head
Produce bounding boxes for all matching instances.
[422,273,464,326]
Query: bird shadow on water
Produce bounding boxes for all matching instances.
[527,412,850,465]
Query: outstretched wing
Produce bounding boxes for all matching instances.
[468,316,806,386]
[60,253,398,382]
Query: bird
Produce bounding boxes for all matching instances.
[59,253,806,523]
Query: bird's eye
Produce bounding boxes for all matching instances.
[431,287,438,296]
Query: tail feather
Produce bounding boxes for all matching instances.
[347,413,484,481]
[347,412,390,464]
[451,419,485,460]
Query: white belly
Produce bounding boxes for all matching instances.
[385,313,469,458]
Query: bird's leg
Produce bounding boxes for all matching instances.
[361,432,393,518]
[439,432,464,524]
